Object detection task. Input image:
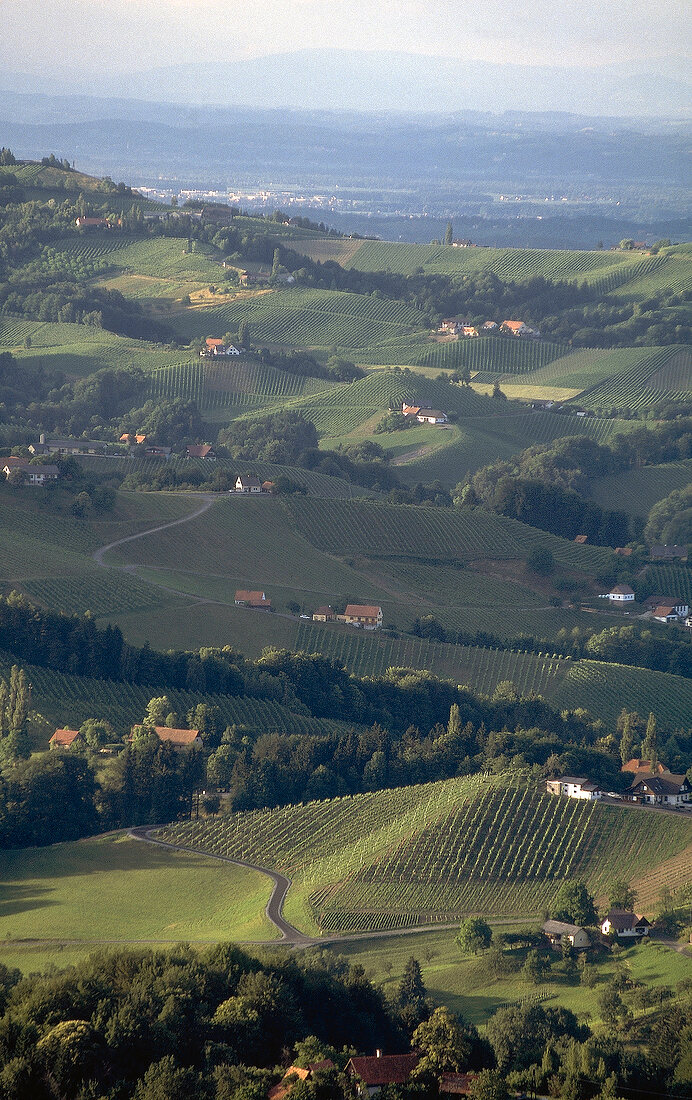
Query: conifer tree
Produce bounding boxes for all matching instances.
[642,712,658,768]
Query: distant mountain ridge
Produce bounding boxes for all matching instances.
[2,49,690,117]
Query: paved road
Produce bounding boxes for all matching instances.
[93,494,218,567]
[129,826,315,945]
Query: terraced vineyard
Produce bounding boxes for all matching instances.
[147,358,333,417]
[296,622,569,692]
[282,497,613,570]
[643,563,692,605]
[46,232,138,262]
[160,776,692,932]
[171,287,427,347]
[575,345,692,411]
[0,652,341,741]
[355,335,566,373]
[552,660,692,730]
[20,570,165,617]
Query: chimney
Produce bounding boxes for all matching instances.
[375,1050,382,1059]
[40,433,46,445]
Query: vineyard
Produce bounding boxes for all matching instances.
[159,776,692,932]
[0,651,342,742]
[20,570,165,618]
[643,563,692,606]
[147,358,333,417]
[354,335,566,373]
[609,251,692,301]
[170,287,427,348]
[552,660,692,729]
[295,621,570,694]
[281,497,614,570]
[588,459,692,515]
[339,240,642,283]
[575,345,692,411]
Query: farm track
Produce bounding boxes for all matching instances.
[93,493,219,567]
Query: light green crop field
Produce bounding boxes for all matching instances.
[574,345,692,411]
[329,931,692,1027]
[588,459,692,515]
[0,833,277,945]
[161,775,692,935]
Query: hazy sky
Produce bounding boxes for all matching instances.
[2,0,690,73]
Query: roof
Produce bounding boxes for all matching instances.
[50,727,81,746]
[610,584,634,595]
[314,606,333,616]
[25,465,59,477]
[261,480,276,490]
[2,456,30,468]
[652,604,679,617]
[603,909,650,931]
[542,919,584,937]
[235,589,268,603]
[236,475,262,486]
[347,1054,419,1086]
[614,547,633,556]
[154,726,201,745]
[631,773,689,797]
[574,534,588,544]
[440,1073,479,1095]
[417,409,447,419]
[651,544,688,559]
[186,444,215,458]
[501,319,526,331]
[205,337,224,347]
[556,775,589,785]
[345,604,382,618]
[269,1062,335,1100]
[120,433,146,444]
[402,405,422,416]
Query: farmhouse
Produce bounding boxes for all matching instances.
[402,401,448,424]
[622,758,667,778]
[185,444,216,460]
[614,547,633,557]
[268,1061,335,1100]
[234,589,271,609]
[650,544,688,562]
[346,1053,419,1096]
[234,475,262,493]
[120,433,147,446]
[451,239,473,248]
[154,726,203,750]
[313,606,335,621]
[542,920,591,950]
[600,584,635,603]
[628,772,691,808]
[3,459,60,486]
[601,910,651,938]
[439,319,462,334]
[500,320,540,337]
[546,776,602,800]
[461,326,479,337]
[574,534,588,544]
[200,338,240,357]
[642,595,688,621]
[144,444,171,458]
[262,480,276,493]
[342,604,383,629]
[482,320,498,330]
[30,435,107,456]
[75,216,110,228]
[49,728,84,750]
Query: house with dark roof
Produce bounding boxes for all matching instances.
[186,444,216,460]
[4,460,60,486]
[628,771,691,808]
[546,777,602,801]
[542,920,591,950]
[346,1053,419,1096]
[439,1073,479,1097]
[235,475,262,493]
[650,544,688,562]
[313,606,335,622]
[599,583,635,602]
[49,728,84,750]
[601,910,651,938]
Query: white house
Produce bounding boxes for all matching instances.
[601,910,651,939]
[234,475,262,493]
[546,776,602,801]
[600,584,635,603]
[629,771,691,808]
[542,920,591,950]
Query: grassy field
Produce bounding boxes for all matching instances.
[0,832,277,944]
[329,930,692,1027]
[161,775,692,935]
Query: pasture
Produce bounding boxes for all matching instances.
[0,832,277,944]
[161,775,692,934]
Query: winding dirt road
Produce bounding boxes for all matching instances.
[93,494,218,568]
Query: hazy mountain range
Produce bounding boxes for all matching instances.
[2,49,690,117]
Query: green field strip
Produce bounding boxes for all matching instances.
[21,570,169,617]
[573,345,692,411]
[552,659,692,729]
[588,459,692,515]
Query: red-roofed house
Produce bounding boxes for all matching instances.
[439,1073,479,1096]
[347,1053,419,1095]
[154,726,203,749]
[268,1061,335,1100]
[75,217,110,228]
[342,604,383,629]
[120,433,147,446]
[313,606,335,622]
[235,589,271,609]
[50,728,84,750]
[186,444,216,460]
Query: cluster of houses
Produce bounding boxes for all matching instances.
[401,402,448,425]
[542,910,652,950]
[200,337,241,358]
[438,318,540,339]
[313,604,383,629]
[50,725,203,751]
[598,584,691,627]
[547,757,691,810]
